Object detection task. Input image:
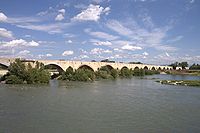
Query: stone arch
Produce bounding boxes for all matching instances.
[158,67,161,70]
[134,66,139,70]
[151,67,156,70]
[144,66,148,70]
[44,64,64,73]
[100,65,114,71]
[66,66,73,71]
[166,68,169,70]
[163,67,166,70]
[0,63,8,70]
[78,65,94,71]
[121,66,128,70]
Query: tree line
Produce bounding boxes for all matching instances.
[169,62,200,70]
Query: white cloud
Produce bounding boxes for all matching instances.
[18,50,30,55]
[81,55,89,59]
[46,54,52,57]
[55,14,64,21]
[104,49,112,53]
[55,9,65,21]
[190,0,195,3]
[106,20,133,36]
[0,39,39,47]
[7,17,41,24]
[155,45,177,51]
[90,48,112,54]
[24,34,31,38]
[107,19,177,52]
[16,22,71,34]
[85,28,118,40]
[103,7,110,15]
[165,52,170,57]
[167,35,183,43]
[143,52,149,56]
[62,50,74,56]
[0,12,7,22]
[58,9,65,14]
[122,44,142,51]
[73,4,110,21]
[0,28,14,39]
[90,39,112,46]
[66,40,73,43]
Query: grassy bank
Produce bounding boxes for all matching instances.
[156,80,200,87]
[166,70,200,76]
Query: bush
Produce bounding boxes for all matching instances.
[120,68,132,78]
[5,75,23,84]
[2,59,50,84]
[110,69,119,79]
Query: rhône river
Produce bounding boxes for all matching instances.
[0,75,200,133]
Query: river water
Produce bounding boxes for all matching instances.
[0,75,200,133]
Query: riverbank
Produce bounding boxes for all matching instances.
[156,80,200,87]
[167,70,200,76]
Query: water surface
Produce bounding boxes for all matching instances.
[0,75,200,133]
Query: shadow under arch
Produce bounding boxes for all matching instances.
[121,66,128,70]
[44,64,64,73]
[100,65,114,71]
[0,63,8,70]
[134,66,139,70]
[78,65,94,71]
[158,67,161,70]
[151,67,156,70]
[144,66,148,70]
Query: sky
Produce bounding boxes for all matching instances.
[0,0,199,65]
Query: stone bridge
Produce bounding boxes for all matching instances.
[0,58,174,72]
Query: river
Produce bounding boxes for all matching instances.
[0,75,200,133]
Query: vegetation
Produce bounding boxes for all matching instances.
[169,62,188,69]
[129,62,143,64]
[156,80,200,87]
[189,64,200,70]
[100,59,115,63]
[0,59,50,84]
[60,65,160,82]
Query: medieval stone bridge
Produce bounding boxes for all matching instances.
[0,58,175,72]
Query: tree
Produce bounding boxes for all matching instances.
[179,62,188,69]
[3,59,50,84]
[190,64,200,70]
[169,62,178,70]
[110,69,119,79]
[120,67,132,78]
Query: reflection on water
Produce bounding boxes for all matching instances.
[0,75,200,133]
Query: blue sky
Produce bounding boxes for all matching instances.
[0,0,199,65]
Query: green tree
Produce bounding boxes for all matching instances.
[3,59,50,84]
[120,68,132,78]
[110,69,119,79]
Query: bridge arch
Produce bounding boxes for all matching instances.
[0,63,8,69]
[99,65,114,71]
[134,66,139,70]
[151,67,156,70]
[143,66,148,70]
[121,66,128,70]
[158,67,161,70]
[78,65,94,71]
[44,63,65,73]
